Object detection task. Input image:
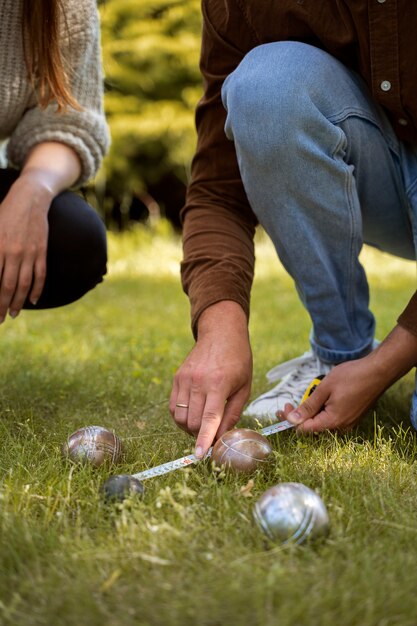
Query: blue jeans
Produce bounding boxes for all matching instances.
[221,41,417,365]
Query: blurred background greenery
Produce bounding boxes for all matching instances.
[93,0,202,230]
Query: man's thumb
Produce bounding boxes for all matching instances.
[287,382,326,425]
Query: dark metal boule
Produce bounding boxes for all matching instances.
[101,474,145,502]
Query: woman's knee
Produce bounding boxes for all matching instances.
[46,191,107,295]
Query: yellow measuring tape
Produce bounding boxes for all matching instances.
[301,375,325,403]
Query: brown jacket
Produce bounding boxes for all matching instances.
[181,0,417,338]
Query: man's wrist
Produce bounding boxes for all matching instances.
[197,300,248,338]
[370,324,417,385]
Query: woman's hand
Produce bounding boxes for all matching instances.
[0,173,51,320]
[0,141,81,321]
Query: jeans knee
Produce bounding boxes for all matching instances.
[222,41,353,158]
[222,42,321,154]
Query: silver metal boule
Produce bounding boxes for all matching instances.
[62,425,123,467]
[253,482,329,544]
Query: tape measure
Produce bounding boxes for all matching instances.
[301,374,324,403]
[132,376,324,482]
[131,419,294,481]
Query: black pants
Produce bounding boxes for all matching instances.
[0,169,107,309]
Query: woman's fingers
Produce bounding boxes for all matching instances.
[29,251,47,306]
[8,259,35,317]
[0,257,20,321]
[3,246,47,318]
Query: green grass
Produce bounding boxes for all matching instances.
[1,224,417,626]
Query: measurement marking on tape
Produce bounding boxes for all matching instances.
[132,420,294,481]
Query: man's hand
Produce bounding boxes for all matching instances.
[169,301,252,458]
[280,357,386,432]
[281,325,417,433]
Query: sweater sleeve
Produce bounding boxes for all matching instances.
[397,291,417,337]
[7,0,109,186]
[181,0,258,338]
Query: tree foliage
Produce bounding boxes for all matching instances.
[98,0,202,226]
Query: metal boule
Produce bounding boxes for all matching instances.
[211,428,273,474]
[62,425,123,467]
[253,482,329,544]
[101,474,145,502]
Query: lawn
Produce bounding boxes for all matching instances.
[1,224,417,626]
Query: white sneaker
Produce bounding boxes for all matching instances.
[244,351,334,423]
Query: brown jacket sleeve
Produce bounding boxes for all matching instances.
[397,291,417,337]
[180,0,258,338]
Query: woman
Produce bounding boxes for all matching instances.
[0,0,109,321]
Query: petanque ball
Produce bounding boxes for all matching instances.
[253,482,330,544]
[211,428,273,473]
[62,425,123,467]
[101,475,145,502]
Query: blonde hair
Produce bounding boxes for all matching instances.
[22,0,80,110]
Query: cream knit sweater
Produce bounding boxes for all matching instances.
[0,0,109,185]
